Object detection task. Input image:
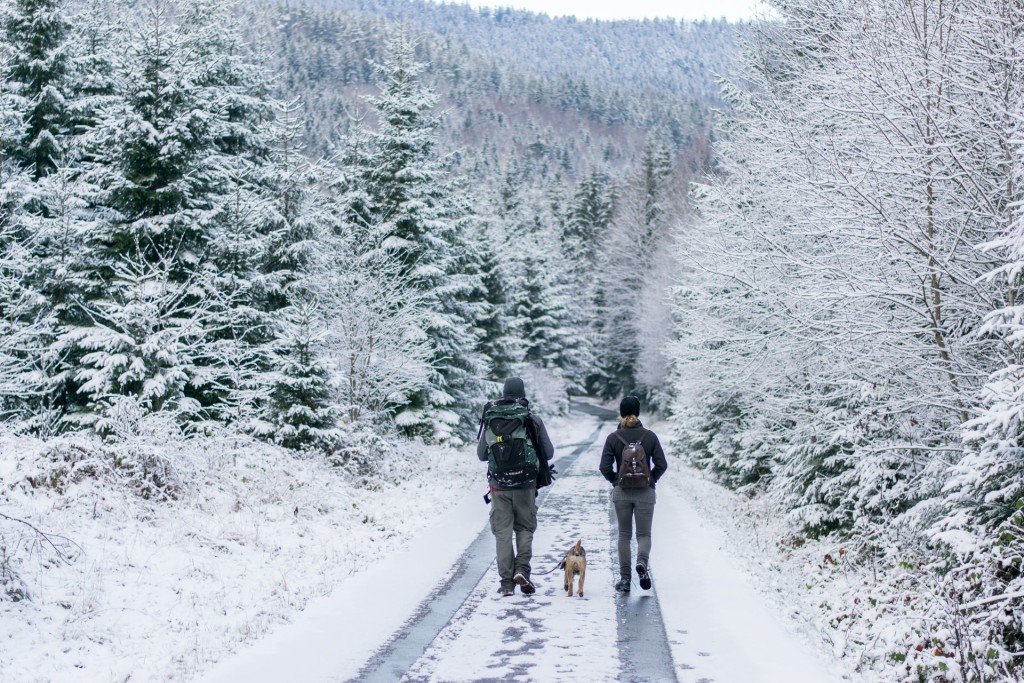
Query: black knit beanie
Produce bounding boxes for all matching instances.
[502,376,526,399]
[619,395,641,418]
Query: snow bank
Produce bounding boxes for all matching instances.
[0,422,481,682]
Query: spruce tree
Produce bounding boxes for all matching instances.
[181,0,298,432]
[342,32,484,442]
[0,47,32,419]
[565,169,616,264]
[258,101,338,445]
[270,302,336,450]
[472,216,519,382]
[506,191,589,389]
[71,0,285,432]
[0,0,91,432]
[1,0,72,180]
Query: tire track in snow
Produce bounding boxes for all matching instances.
[611,501,678,683]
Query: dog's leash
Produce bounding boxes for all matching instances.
[532,555,567,576]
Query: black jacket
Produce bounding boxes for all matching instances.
[599,420,668,488]
[477,406,554,490]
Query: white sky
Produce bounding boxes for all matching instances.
[458,0,768,22]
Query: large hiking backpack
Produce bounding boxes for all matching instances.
[615,430,652,489]
[480,399,540,489]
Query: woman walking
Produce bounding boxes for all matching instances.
[599,395,668,592]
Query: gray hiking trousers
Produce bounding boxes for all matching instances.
[489,488,538,585]
[612,485,656,580]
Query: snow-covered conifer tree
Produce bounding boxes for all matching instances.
[0,0,95,431]
[506,191,589,392]
[71,0,286,432]
[0,46,33,419]
[564,168,615,268]
[270,301,337,449]
[1,0,72,180]
[472,217,520,383]
[340,31,484,441]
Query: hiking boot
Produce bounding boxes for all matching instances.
[513,573,536,595]
[497,583,515,597]
[636,564,652,591]
[614,578,631,593]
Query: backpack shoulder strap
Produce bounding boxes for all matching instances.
[613,431,631,448]
[634,429,651,453]
[477,400,496,439]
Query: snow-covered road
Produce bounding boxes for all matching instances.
[198,403,849,683]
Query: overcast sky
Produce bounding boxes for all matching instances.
[458,0,767,22]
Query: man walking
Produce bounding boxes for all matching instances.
[477,376,555,597]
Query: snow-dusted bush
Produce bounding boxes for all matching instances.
[325,420,419,491]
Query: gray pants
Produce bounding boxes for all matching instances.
[489,488,538,585]
[612,485,656,580]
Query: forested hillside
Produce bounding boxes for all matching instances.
[0,0,734,444]
[672,0,1024,680]
[0,0,733,630]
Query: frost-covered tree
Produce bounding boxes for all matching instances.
[472,215,520,382]
[593,143,676,399]
[71,0,286,431]
[0,0,94,431]
[19,159,96,433]
[508,198,589,390]
[1,0,72,180]
[340,31,484,441]
[190,9,302,432]
[0,48,34,419]
[311,232,433,427]
[671,0,1024,676]
[269,301,337,449]
[941,0,1024,529]
[564,168,615,268]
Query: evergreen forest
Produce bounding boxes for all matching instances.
[4,0,1024,680]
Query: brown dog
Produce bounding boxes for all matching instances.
[562,539,586,598]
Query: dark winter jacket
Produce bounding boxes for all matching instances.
[477,403,554,491]
[599,420,668,488]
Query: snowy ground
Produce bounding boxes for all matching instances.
[196,409,603,683]
[655,471,853,682]
[2,408,866,682]
[0,428,475,682]
[399,420,621,682]
[199,410,859,683]
[0,411,599,683]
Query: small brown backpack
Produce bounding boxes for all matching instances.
[615,430,652,488]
